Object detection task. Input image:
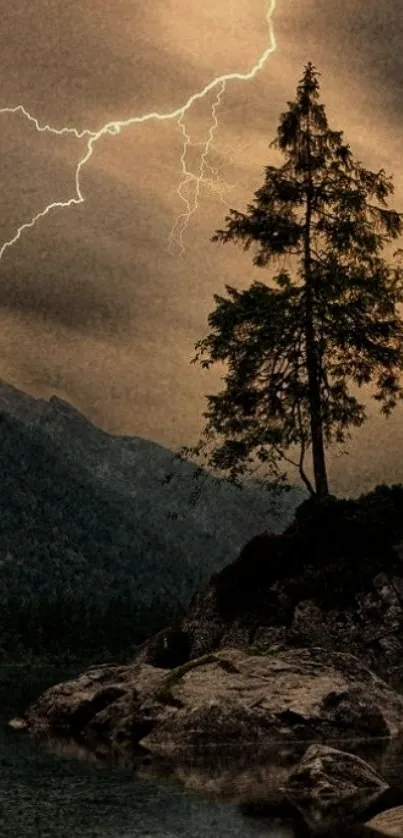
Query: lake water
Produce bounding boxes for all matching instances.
[0,665,294,838]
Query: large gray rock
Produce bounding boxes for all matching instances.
[24,661,170,737]
[24,645,403,761]
[138,647,403,757]
[283,744,389,832]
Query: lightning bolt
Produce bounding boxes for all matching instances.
[0,0,277,262]
[167,82,240,257]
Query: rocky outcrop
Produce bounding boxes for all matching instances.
[135,497,403,688]
[137,564,403,689]
[22,646,403,760]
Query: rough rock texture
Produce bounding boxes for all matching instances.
[135,528,403,690]
[24,646,403,760]
[139,647,403,757]
[24,661,170,737]
[283,744,389,832]
[364,805,403,837]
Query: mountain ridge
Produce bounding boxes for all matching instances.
[0,380,305,661]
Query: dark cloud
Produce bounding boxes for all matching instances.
[0,0,402,492]
[0,0,222,127]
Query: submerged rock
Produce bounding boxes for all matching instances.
[283,744,389,832]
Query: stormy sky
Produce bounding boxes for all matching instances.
[0,0,402,495]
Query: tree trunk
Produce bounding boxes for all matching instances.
[303,118,329,498]
[305,290,329,497]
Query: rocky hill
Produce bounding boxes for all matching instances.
[0,381,304,661]
[136,488,403,688]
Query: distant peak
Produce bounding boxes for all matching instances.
[48,395,91,423]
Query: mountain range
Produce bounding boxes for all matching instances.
[0,380,304,660]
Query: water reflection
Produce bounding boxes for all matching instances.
[22,728,403,837]
[30,729,305,800]
[3,661,403,838]
[28,728,400,801]
[2,720,296,838]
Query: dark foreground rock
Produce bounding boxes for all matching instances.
[283,744,390,832]
[21,646,403,759]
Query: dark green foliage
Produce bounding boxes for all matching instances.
[184,63,403,497]
[0,593,180,664]
[280,487,403,608]
[288,483,403,549]
[0,412,185,662]
[0,389,302,663]
[211,532,288,620]
[0,664,84,717]
[211,484,403,618]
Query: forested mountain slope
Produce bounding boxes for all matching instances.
[0,381,304,660]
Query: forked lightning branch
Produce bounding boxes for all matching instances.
[0,0,277,261]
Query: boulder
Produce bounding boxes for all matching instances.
[24,661,169,737]
[24,647,403,757]
[283,744,389,832]
[138,646,403,757]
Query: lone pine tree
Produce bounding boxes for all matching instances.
[185,63,403,497]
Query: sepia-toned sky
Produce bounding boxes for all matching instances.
[0,0,402,495]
